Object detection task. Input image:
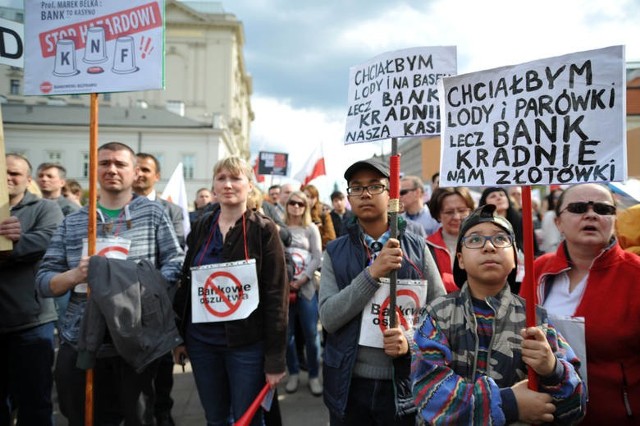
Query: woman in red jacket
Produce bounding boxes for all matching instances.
[525,183,640,425]
[426,187,475,293]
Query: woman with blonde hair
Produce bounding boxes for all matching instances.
[283,191,323,396]
[302,184,336,250]
[173,156,288,425]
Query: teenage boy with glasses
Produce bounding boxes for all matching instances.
[319,159,445,425]
[412,204,586,425]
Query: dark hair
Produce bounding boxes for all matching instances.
[546,189,563,212]
[428,187,475,222]
[330,190,345,201]
[37,162,67,178]
[136,152,161,173]
[6,153,32,174]
[479,187,523,249]
[268,185,281,192]
[431,172,440,182]
[99,142,136,163]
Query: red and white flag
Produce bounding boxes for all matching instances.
[161,162,191,239]
[295,144,326,186]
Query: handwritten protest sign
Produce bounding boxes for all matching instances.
[344,46,456,144]
[440,46,626,186]
[0,18,23,68]
[24,0,164,95]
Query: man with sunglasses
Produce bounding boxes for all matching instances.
[399,175,440,237]
[319,159,445,425]
[525,183,640,425]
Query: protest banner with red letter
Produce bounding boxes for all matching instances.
[24,0,164,95]
[344,46,456,144]
[439,46,626,187]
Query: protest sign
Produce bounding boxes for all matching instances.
[257,151,288,176]
[24,0,164,95]
[440,46,626,186]
[0,107,10,252]
[190,259,259,323]
[358,278,427,348]
[0,18,23,68]
[344,46,456,144]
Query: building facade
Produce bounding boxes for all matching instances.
[0,1,252,203]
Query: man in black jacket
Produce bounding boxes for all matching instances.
[0,153,64,425]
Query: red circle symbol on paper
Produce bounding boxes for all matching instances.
[290,252,306,276]
[202,271,244,317]
[378,289,420,333]
[97,246,129,257]
[40,81,52,94]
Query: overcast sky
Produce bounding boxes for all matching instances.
[4,0,639,197]
[219,0,639,195]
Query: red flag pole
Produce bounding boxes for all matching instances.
[521,186,538,390]
[85,93,99,425]
[234,383,271,426]
[388,137,400,328]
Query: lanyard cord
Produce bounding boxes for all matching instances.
[363,237,424,279]
[196,212,249,266]
[97,204,131,236]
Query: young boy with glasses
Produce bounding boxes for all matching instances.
[412,204,586,425]
[319,159,445,425]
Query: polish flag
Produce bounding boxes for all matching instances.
[295,145,326,186]
[253,156,265,183]
[160,162,191,239]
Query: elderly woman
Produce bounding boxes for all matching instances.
[525,183,640,425]
[173,157,288,426]
[426,187,475,293]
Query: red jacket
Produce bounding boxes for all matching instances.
[426,229,458,293]
[525,241,640,425]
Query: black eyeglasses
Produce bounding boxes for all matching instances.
[560,201,616,216]
[288,201,305,208]
[461,233,514,249]
[346,184,387,197]
[399,188,417,196]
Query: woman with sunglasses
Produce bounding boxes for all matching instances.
[425,187,475,293]
[525,183,640,425]
[283,191,323,396]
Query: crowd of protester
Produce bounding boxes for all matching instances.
[1,146,639,426]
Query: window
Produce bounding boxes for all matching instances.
[48,151,62,163]
[182,154,195,180]
[103,93,111,101]
[10,79,19,95]
[82,153,89,178]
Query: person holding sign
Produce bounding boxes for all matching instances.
[283,191,323,396]
[319,159,445,425]
[173,157,288,426]
[425,186,475,293]
[36,142,185,426]
[528,183,640,425]
[412,204,586,425]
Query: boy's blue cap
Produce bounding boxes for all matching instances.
[452,204,518,288]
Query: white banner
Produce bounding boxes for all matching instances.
[440,46,626,187]
[344,46,457,144]
[190,259,259,323]
[0,18,23,68]
[24,0,164,95]
[358,278,428,348]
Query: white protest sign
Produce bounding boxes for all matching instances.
[190,259,259,323]
[440,45,626,187]
[0,18,23,68]
[344,46,457,144]
[75,236,131,293]
[24,0,164,95]
[358,278,428,348]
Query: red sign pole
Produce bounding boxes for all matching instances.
[521,186,538,390]
[388,138,400,328]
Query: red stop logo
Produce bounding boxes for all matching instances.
[40,81,52,94]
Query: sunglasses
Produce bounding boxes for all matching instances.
[399,188,417,196]
[560,201,616,216]
[288,200,305,208]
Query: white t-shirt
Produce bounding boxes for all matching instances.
[543,271,588,317]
